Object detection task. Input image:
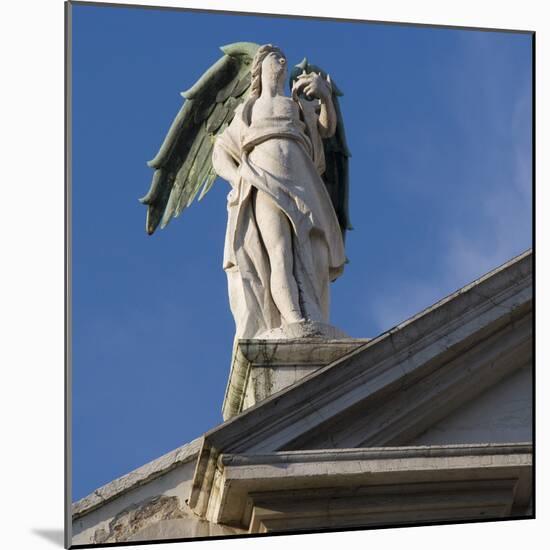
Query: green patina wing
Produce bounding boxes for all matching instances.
[289,59,352,242]
[140,42,260,235]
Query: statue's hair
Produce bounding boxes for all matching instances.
[249,44,285,98]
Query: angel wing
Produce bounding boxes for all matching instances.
[289,58,352,242]
[140,42,260,235]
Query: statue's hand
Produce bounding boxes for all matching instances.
[292,71,332,102]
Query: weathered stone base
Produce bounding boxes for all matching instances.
[258,320,350,339]
[222,338,369,420]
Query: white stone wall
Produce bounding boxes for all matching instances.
[412,364,532,445]
[73,460,195,544]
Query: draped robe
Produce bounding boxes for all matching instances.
[212,96,346,338]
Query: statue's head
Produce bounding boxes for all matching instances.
[250,44,286,97]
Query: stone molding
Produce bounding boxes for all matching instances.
[220,442,533,466]
[208,443,532,528]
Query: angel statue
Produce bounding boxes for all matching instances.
[140,42,352,340]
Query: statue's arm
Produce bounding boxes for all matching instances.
[212,116,242,187]
[212,141,240,187]
[292,72,336,138]
[317,91,337,139]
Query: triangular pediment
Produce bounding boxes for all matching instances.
[189,251,532,518]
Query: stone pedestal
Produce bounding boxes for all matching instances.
[222,338,369,420]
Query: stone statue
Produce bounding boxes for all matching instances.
[140,43,352,339]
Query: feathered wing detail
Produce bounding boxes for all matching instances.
[140,42,260,235]
[289,58,352,243]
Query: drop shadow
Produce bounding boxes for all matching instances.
[32,528,65,547]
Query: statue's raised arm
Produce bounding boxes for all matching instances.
[289,58,352,242]
[141,44,351,341]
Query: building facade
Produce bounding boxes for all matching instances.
[71,250,533,545]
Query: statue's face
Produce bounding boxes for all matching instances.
[261,50,287,84]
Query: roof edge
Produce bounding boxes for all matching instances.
[72,436,203,520]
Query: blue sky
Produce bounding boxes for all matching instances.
[70,3,532,501]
